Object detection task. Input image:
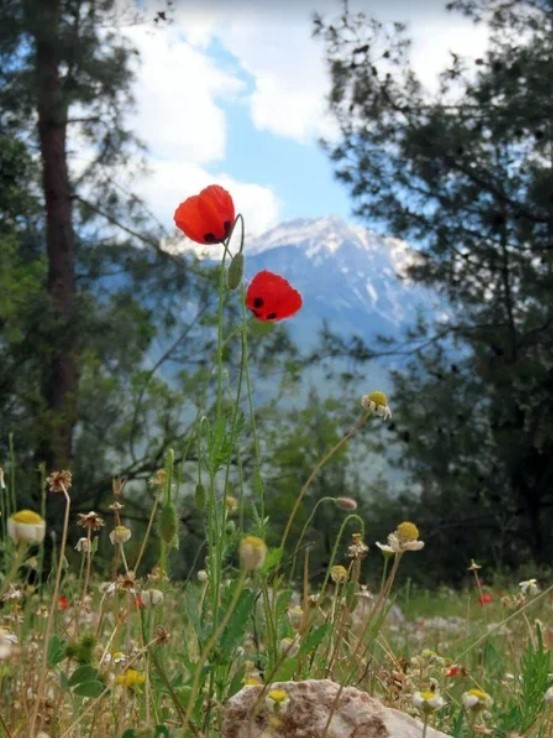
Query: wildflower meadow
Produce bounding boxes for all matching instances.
[1,185,553,738]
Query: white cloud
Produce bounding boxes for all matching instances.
[133,158,280,238]
[123,0,489,235]
[167,0,489,143]
[124,25,242,163]
[121,24,280,235]
[221,24,337,142]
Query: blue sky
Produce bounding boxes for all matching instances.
[220,97,353,224]
[122,1,488,239]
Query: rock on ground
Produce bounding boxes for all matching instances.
[222,679,452,738]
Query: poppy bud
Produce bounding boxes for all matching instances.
[335,497,358,511]
[158,503,179,547]
[195,482,206,509]
[227,253,244,290]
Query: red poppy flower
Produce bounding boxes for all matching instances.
[174,184,235,245]
[245,270,302,321]
[58,595,69,611]
[446,664,467,678]
[478,592,493,605]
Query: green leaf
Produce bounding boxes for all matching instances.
[273,657,298,682]
[47,635,66,667]
[59,672,70,690]
[218,589,255,654]
[72,680,105,698]
[153,726,170,738]
[261,546,283,574]
[194,482,206,509]
[252,468,264,496]
[249,320,275,338]
[69,665,99,686]
[298,624,331,657]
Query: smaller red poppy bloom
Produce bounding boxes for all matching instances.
[245,270,302,322]
[446,664,467,678]
[478,592,493,605]
[174,185,235,245]
[58,595,69,611]
[135,595,144,609]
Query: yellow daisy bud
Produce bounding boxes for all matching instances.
[7,510,46,545]
[396,521,420,542]
[109,525,132,545]
[330,565,348,583]
[239,536,267,571]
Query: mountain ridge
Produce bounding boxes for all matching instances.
[164,215,437,346]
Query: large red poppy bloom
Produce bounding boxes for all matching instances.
[245,270,302,321]
[174,185,235,245]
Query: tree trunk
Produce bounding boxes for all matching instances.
[29,0,78,469]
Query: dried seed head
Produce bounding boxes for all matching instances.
[46,470,72,494]
[77,511,104,531]
[112,476,127,497]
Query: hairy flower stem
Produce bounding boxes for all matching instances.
[455,581,553,662]
[60,635,161,738]
[0,545,27,599]
[354,553,402,679]
[318,514,365,597]
[289,496,335,580]
[322,554,402,738]
[134,492,160,574]
[422,714,429,738]
[184,569,248,729]
[280,409,371,553]
[30,483,71,736]
[73,529,92,633]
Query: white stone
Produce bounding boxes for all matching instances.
[223,679,452,738]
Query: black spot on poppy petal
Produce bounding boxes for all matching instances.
[267,312,277,320]
[204,232,217,243]
[253,297,264,308]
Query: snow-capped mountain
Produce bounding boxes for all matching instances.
[166,215,436,348]
[244,216,431,344]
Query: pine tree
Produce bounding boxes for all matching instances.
[316,0,553,567]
